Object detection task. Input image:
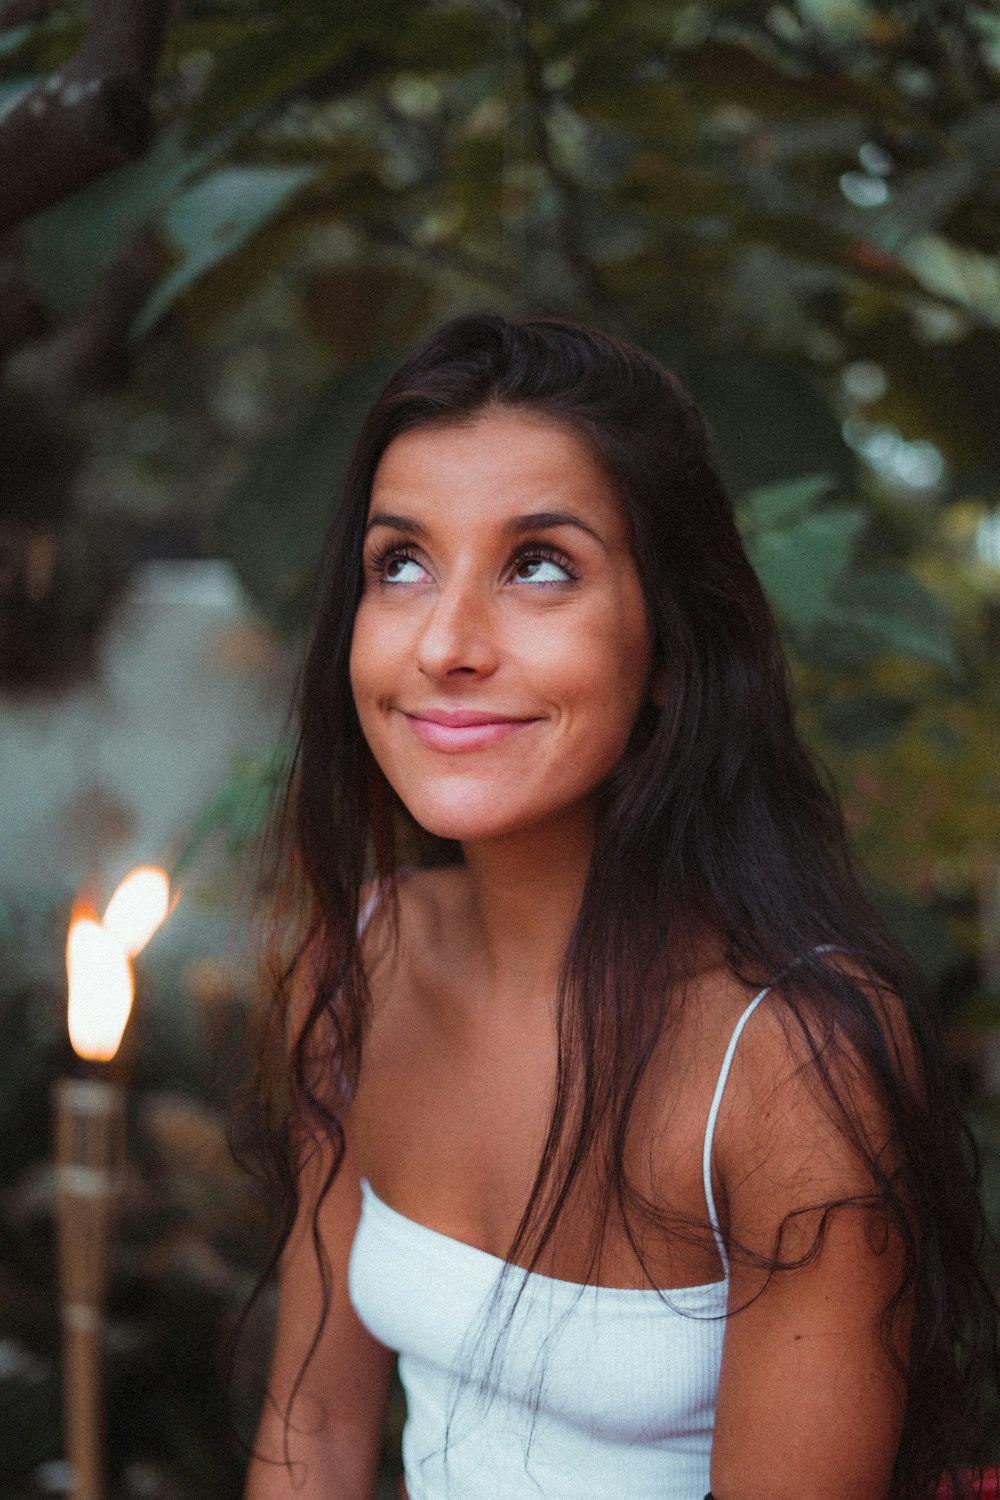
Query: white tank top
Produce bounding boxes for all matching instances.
[348,982,772,1500]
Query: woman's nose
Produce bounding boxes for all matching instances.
[415,575,499,680]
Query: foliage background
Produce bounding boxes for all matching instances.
[1,0,999,1495]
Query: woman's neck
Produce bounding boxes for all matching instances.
[458,802,596,1006]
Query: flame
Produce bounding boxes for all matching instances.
[102,866,170,956]
[66,867,170,1062]
[66,917,134,1062]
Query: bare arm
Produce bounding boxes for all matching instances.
[709,999,911,1500]
[245,1130,395,1500]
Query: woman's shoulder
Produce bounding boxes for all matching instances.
[729,948,916,1093]
[645,944,912,1169]
[708,949,916,1203]
[688,943,911,1061]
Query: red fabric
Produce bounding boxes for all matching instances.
[936,1472,1000,1498]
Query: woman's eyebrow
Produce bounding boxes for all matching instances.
[364,508,606,548]
[503,511,605,547]
[365,512,427,537]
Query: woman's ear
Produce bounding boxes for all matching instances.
[650,665,667,708]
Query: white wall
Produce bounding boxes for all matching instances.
[1,560,293,941]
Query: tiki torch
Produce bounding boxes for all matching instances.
[56,867,169,1500]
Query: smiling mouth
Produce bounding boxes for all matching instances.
[402,709,541,753]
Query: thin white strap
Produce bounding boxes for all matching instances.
[700,945,841,1277]
[701,983,772,1280]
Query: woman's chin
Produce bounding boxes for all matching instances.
[398,785,598,850]
[398,788,541,846]
[407,808,522,846]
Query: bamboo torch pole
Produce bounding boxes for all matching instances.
[59,866,170,1500]
[54,1077,125,1500]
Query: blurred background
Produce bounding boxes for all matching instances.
[1,0,999,1495]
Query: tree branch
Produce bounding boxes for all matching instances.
[506,0,624,328]
[0,0,59,26]
[0,0,173,235]
[0,238,48,359]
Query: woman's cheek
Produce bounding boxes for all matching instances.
[350,602,399,702]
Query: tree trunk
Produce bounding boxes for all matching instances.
[0,0,172,234]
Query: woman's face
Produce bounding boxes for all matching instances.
[349,407,655,846]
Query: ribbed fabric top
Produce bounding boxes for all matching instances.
[348,981,772,1500]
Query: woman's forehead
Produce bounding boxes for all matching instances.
[368,409,626,537]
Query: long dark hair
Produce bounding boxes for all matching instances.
[250,312,997,1497]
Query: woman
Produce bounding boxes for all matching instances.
[244,314,997,1500]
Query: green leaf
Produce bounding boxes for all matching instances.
[739,473,836,535]
[17,126,227,317]
[214,359,400,634]
[900,233,1000,329]
[813,693,915,751]
[675,350,853,498]
[172,3,413,140]
[132,163,320,337]
[0,74,40,116]
[0,10,82,71]
[820,569,958,673]
[390,5,492,69]
[0,26,36,58]
[868,881,965,985]
[181,26,354,140]
[745,508,864,628]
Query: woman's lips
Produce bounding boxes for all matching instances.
[403,709,540,753]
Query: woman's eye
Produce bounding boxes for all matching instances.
[512,554,573,585]
[381,553,427,584]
